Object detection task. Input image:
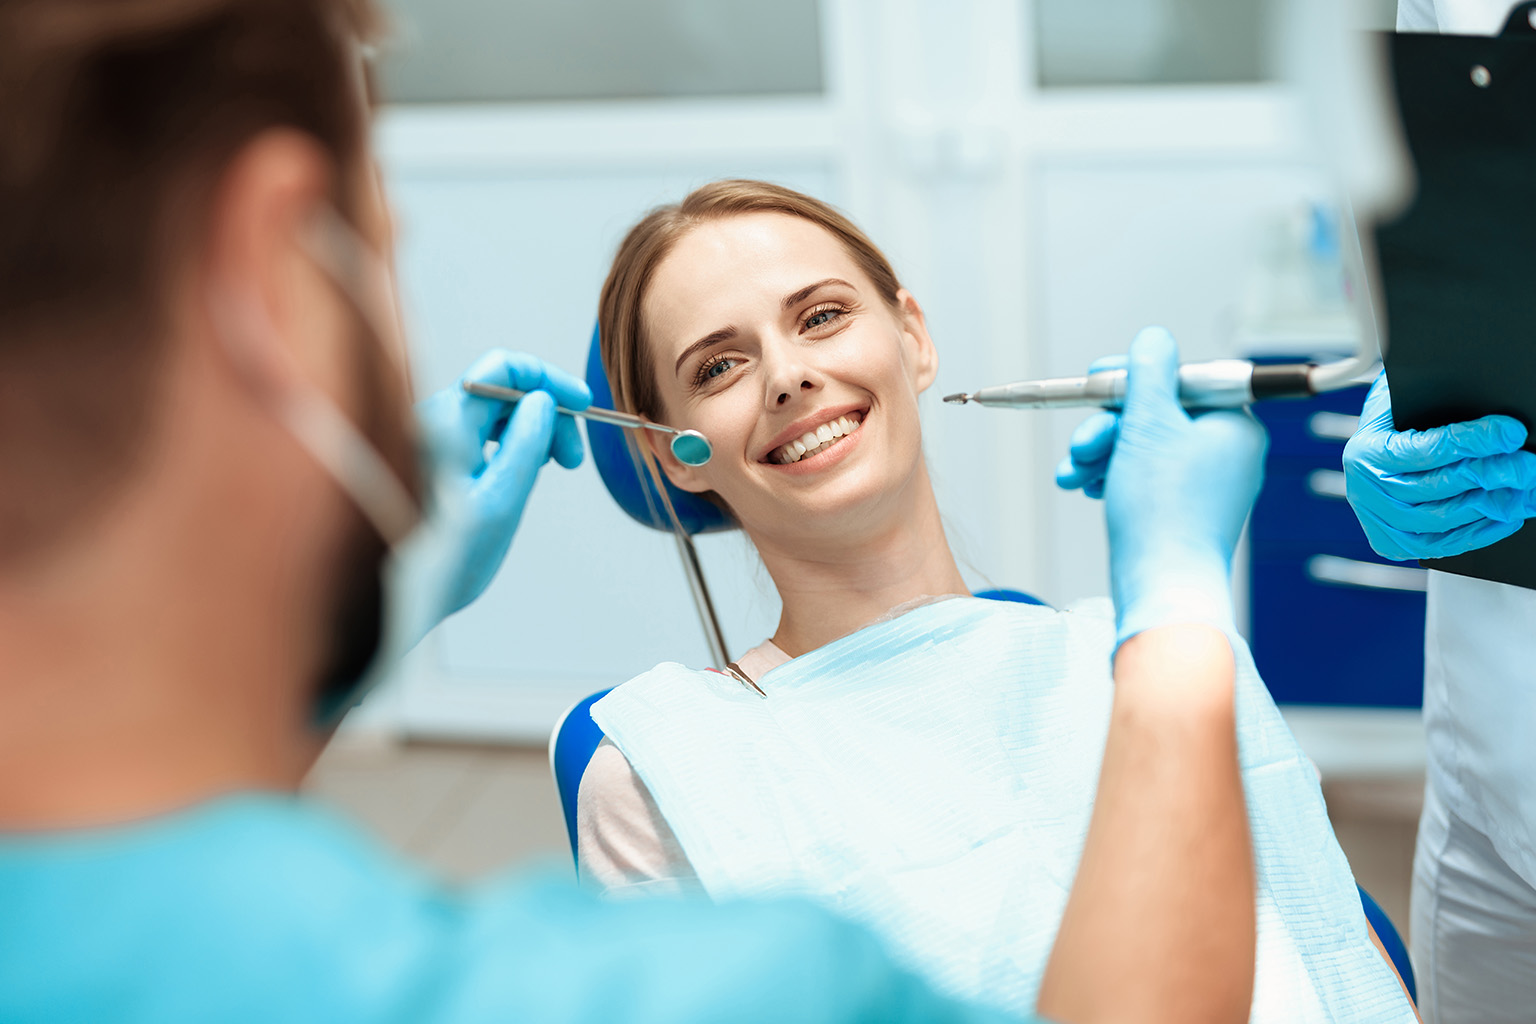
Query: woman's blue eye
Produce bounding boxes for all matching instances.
[694,355,738,387]
[804,307,845,331]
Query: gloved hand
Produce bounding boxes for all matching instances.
[1052,354,1126,501]
[1055,327,1268,649]
[1343,373,1536,562]
[415,349,591,620]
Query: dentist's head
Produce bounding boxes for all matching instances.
[0,0,413,825]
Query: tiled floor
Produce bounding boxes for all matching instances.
[304,736,571,881]
[305,736,1424,940]
[1323,775,1424,935]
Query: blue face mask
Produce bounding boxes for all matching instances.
[206,206,468,724]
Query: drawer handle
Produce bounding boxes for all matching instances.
[1308,412,1360,442]
[1306,469,1349,500]
[1306,554,1428,593]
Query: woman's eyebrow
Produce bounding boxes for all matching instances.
[674,326,738,375]
[781,277,854,311]
[670,278,854,375]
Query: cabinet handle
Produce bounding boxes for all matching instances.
[1308,411,1360,442]
[1307,469,1349,499]
[1306,554,1428,593]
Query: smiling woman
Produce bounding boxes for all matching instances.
[595,180,967,664]
[577,180,1417,1022]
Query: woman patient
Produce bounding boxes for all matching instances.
[576,180,1416,1022]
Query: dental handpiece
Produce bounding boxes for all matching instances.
[462,380,713,466]
[942,359,1327,411]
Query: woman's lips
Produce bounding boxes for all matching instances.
[757,403,870,463]
[766,411,865,465]
[763,410,867,474]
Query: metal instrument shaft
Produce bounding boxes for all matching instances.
[462,380,714,466]
[943,360,1323,411]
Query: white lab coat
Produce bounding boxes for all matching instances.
[1395,7,1536,1022]
[1397,0,1527,32]
[1421,572,1536,888]
[1412,571,1536,1024]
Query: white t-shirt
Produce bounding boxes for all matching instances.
[576,639,792,897]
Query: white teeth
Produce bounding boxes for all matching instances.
[770,413,864,465]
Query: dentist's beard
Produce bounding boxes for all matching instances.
[312,514,387,722]
[310,314,418,723]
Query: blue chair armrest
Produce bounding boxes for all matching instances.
[549,687,614,868]
[1359,885,1416,1004]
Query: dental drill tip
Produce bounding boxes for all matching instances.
[943,393,970,405]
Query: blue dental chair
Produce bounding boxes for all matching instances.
[552,327,1416,1003]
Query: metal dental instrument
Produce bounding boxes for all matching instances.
[942,359,1345,411]
[462,380,714,466]
[944,200,1390,413]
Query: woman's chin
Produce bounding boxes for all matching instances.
[724,414,931,543]
[741,466,911,546]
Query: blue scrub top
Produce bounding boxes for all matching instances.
[0,795,1030,1023]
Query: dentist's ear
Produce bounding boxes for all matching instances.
[201,128,340,397]
[642,429,712,494]
[895,289,939,392]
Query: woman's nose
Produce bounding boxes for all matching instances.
[763,343,821,408]
[776,379,815,406]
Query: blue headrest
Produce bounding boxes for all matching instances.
[585,323,734,535]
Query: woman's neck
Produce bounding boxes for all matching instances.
[754,465,969,658]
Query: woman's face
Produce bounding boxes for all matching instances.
[641,212,938,545]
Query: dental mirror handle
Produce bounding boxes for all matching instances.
[462,380,679,437]
[946,359,1329,411]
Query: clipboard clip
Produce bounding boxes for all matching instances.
[1501,3,1536,37]
[1462,5,1536,91]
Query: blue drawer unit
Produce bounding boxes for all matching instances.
[1252,466,1380,561]
[1248,374,1427,708]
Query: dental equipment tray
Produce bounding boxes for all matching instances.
[1376,10,1536,592]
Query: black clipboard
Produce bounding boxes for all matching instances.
[1375,3,1536,592]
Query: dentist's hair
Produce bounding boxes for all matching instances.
[0,0,382,566]
[598,180,904,421]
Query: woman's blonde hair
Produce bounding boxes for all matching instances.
[597,179,904,420]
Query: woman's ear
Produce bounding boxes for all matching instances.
[896,289,939,392]
[642,428,712,494]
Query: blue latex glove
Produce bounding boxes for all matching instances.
[415,349,591,620]
[1055,328,1268,648]
[1342,373,1536,562]
[1051,354,1125,501]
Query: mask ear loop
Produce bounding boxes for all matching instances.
[627,429,762,693]
[205,209,422,547]
[303,206,412,374]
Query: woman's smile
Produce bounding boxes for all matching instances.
[760,406,868,467]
